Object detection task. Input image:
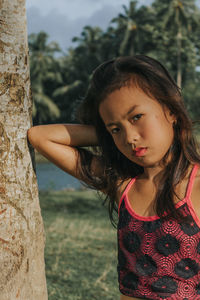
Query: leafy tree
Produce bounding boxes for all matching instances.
[182,72,200,120]
[27,0,200,125]
[28,31,61,124]
[111,1,155,56]
[152,0,200,87]
[52,26,104,122]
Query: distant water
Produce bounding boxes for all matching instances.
[36,162,81,190]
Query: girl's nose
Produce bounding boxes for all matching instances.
[124,127,139,145]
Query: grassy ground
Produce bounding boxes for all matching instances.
[35,150,49,163]
[39,189,119,300]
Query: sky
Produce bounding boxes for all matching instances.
[26,0,153,52]
[26,0,200,53]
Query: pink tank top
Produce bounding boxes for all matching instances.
[117,164,200,299]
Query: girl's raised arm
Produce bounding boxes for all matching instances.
[27,124,101,182]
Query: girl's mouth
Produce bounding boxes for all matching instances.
[134,147,147,157]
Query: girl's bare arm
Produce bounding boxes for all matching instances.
[27,124,100,180]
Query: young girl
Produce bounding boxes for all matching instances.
[27,55,200,300]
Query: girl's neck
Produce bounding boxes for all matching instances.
[140,164,166,181]
[140,151,174,181]
[140,163,193,182]
[141,167,163,181]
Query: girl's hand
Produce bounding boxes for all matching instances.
[27,124,101,181]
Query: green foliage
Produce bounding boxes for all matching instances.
[29,31,62,124]
[28,0,200,124]
[182,73,200,119]
[40,189,118,300]
[111,1,155,56]
[151,0,200,87]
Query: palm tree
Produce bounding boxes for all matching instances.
[111,1,155,56]
[153,0,198,87]
[72,25,103,72]
[52,26,103,122]
[29,31,61,124]
[118,1,138,55]
[0,0,47,298]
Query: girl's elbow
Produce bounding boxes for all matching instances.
[27,126,39,146]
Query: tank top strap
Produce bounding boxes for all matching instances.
[118,176,137,211]
[185,164,199,199]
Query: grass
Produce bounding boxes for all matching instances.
[35,150,49,163]
[39,189,119,300]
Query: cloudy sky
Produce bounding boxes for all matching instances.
[26,0,153,52]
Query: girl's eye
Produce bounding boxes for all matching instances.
[111,127,120,134]
[132,114,142,122]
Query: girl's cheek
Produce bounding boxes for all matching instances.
[144,117,159,132]
[111,136,118,147]
[113,139,121,149]
[113,138,123,150]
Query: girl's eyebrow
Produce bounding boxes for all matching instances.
[106,104,140,127]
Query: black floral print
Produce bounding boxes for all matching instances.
[143,219,162,233]
[121,272,139,290]
[122,231,141,253]
[151,276,178,295]
[197,240,200,254]
[135,254,157,276]
[180,216,199,236]
[155,234,180,256]
[118,248,126,269]
[174,258,200,279]
[196,283,200,295]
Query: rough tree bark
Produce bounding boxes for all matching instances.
[0,0,48,299]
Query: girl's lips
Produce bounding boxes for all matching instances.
[134,147,147,157]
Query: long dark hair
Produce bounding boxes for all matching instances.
[76,55,200,227]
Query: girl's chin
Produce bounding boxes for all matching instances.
[129,157,163,168]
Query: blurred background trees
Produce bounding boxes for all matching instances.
[28,0,200,126]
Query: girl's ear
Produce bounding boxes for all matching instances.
[170,111,177,125]
[163,106,176,124]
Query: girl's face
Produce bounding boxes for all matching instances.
[99,84,176,169]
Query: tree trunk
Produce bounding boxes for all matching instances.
[177,30,182,88]
[0,0,48,299]
[176,7,182,88]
